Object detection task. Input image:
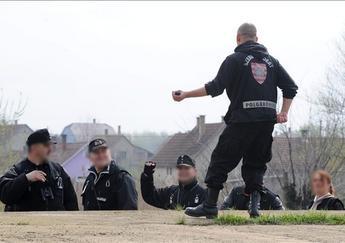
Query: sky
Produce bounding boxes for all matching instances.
[0,1,344,134]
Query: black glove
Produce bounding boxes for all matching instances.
[144,161,156,175]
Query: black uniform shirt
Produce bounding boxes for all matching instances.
[205,41,298,124]
[141,172,206,209]
[82,161,138,210]
[0,159,78,211]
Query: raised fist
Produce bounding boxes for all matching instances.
[26,170,47,183]
[144,161,156,175]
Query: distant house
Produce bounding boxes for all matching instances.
[61,119,117,143]
[58,134,153,181]
[0,121,33,152]
[152,115,226,185]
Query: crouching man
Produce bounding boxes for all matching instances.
[0,129,78,211]
[81,138,138,210]
[141,155,206,209]
[220,186,284,210]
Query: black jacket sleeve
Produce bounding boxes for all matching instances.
[61,168,79,211]
[116,172,138,210]
[220,189,235,210]
[329,198,345,210]
[0,166,29,205]
[140,172,171,209]
[205,56,237,97]
[275,60,298,99]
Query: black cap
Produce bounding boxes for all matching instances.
[176,155,195,168]
[26,129,55,147]
[88,138,108,153]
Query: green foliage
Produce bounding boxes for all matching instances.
[175,204,184,211]
[215,212,345,225]
[176,216,186,225]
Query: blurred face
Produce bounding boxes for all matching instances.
[176,166,197,185]
[88,147,111,170]
[29,143,52,162]
[311,173,330,196]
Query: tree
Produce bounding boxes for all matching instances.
[0,92,26,173]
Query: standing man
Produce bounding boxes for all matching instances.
[81,138,138,210]
[141,155,206,209]
[0,129,78,211]
[172,23,298,218]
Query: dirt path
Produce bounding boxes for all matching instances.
[0,211,344,242]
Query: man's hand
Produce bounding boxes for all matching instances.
[172,90,187,102]
[144,161,156,175]
[276,112,288,123]
[26,170,47,182]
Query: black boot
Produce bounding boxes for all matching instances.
[185,188,219,219]
[248,190,261,218]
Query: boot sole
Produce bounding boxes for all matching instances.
[185,211,218,219]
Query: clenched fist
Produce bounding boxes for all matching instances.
[276,112,288,123]
[144,161,156,175]
[26,170,47,183]
[172,90,187,102]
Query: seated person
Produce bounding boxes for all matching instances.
[141,155,206,209]
[309,170,344,210]
[220,185,284,210]
[81,138,138,210]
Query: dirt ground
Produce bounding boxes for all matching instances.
[0,210,344,243]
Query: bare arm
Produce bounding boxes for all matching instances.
[277,98,293,123]
[172,87,208,102]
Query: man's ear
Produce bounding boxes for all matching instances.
[236,34,241,44]
[255,36,258,42]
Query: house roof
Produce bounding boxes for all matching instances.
[152,122,225,167]
[62,122,116,142]
[49,143,86,164]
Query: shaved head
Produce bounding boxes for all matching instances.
[237,23,258,44]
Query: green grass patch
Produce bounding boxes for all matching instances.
[176,216,186,225]
[215,212,345,225]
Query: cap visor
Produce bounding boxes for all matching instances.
[90,145,108,152]
[176,164,193,168]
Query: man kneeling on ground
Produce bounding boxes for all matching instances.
[220,185,284,210]
[141,155,206,209]
[81,138,138,210]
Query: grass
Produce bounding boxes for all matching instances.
[176,216,186,225]
[215,212,345,225]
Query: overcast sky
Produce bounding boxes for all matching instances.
[0,1,344,134]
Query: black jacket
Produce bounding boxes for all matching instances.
[308,197,344,210]
[82,161,138,210]
[205,41,298,124]
[141,172,206,209]
[0,159,78,211]
[220,186,284,210]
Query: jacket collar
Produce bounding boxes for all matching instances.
[178,178,198,190]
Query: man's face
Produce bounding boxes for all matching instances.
[88,147,111,169]
[30,143,52,161]
[176,166,197,184]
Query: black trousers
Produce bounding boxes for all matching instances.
[205,122,275,194]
